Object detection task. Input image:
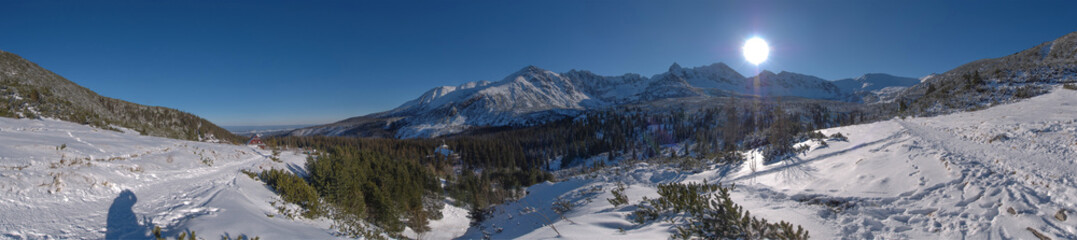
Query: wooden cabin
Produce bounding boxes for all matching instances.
[247,135,266,149]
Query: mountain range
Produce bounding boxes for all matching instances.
[6,30,1076,142]
[3,22,1077,240]
[289,31,1077,139]
[287,63,918,138]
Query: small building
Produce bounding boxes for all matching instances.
[435,143,454,156]
[302,146,316,155]
[247,134,266,149]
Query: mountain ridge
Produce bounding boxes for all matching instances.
[289,62,918,138]
[832,73,921,103]
[342,31,1077,139]
[897,31,1077,115]
[0,50,241,143]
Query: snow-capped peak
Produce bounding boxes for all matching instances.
[755,70,777,78]
[460,80,493,89]
[741,70,844,99]
[669,62,683,72]
[514,65,549,76]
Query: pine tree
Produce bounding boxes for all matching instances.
[607,182,629,207]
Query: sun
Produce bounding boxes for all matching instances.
[743,37,770,65]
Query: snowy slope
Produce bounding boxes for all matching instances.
[0,118,341,239]
[464,86,1077,239]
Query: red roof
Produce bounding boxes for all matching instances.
[247,135,265,145]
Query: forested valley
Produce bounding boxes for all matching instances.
[258,97,892,238]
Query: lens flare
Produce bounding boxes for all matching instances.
[743,37,770,65]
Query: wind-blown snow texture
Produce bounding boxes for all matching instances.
[464,86,1077,239]
[295,63,913,139]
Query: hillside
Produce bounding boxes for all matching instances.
[898,31,1077,115]
[0,50,241,143]
[464,86,1077,239]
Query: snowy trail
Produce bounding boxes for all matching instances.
[0,118,339,239]
[894,120,1076,239]
[5,149,281,239]
[67,131,105,153]
[722,89,1077,239]
[900,119,1072,190]
[730,115,1077,238]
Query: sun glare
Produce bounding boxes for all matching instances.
[743,37,770,65]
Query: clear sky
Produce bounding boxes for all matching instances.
[2,1,1076,126]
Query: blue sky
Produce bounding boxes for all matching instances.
[2,1,1076,126]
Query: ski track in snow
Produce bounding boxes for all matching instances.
[67,131,105,153]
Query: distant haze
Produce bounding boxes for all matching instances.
[223,124,318,135]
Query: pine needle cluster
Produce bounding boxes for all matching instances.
[631,182,809,239]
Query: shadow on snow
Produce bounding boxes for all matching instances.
[106,189,151,240]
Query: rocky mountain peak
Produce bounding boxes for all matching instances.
[669,62,683,72]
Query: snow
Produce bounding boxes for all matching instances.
[920,74,938,83]
[402,202,470,240]
[0,118,341,239]
[434,144,454,156]
[465,86,1077,239]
